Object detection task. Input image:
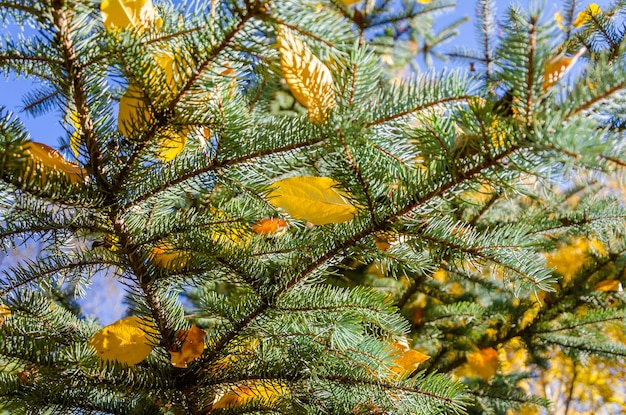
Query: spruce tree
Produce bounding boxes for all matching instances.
[1,0,626,414]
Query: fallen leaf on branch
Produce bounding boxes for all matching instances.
[100,0,162,31]
[268,176,357,225]
[89,316,158,367]
[210,380,289,410]
[16,142,87,185]
[150,244,188,269]
[389,341,430,380]
[251,218,288,235]
[169,324,207,368]
[277,25,336,124]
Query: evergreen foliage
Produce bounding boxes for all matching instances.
[1,0,626,413]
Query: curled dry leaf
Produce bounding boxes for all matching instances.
[277,25,336,124]
[268,176,357,225]
[542,47,586,91]
[89,316,158,367]
[169,324,207,368]
[100,0,162,31]
[251,218,288,235]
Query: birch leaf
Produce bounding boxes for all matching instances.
[573,3,601,27]
[150,244,188,269]
[543,47,586,91]
[389,341,430,380]
[19,142,87,185]
[100,0,162,31]
[267,176,357,225]
[211,381,289,410]
[89,316,157,367]
[169,325,207,368]
[277,25,336,124]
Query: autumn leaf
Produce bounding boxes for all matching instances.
[573,3,601,28]
[17,141,88,185]
[277,25,336,124]
[211,380,289,410]
[89,316,157,367]
[389,341,430,380]
[0,304,10,327]
[251,218,288,235]
[594,280,623,292]
[340,0,361,5]
[545,236,605,283]
[267,176,357,225]
[462,348,499,381]
[100,0,162,31]
[543,47,586,91]
[169,324,207,368]
[69,111,81,157]
[150,244,188,269]
[118,86,186,161]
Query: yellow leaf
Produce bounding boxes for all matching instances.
[267,176,357,225]
[277,25,336,124]
[340,0,361,5]
[542,47,586,91]
[89,316,157,367]
[0,304,10,327]
[554,12,566,31]
[594,280,623,292]
[251,218,288,235]
[545,236,605,283]
[155,127,186,161]
[69,111,81,157]
[118,86,186,160]
[573,3,601,28]
[389,341,430,380]
[416,0,432,3]
[211,380,289,410]
[100,0,162,31]
[149,244,188,269]
[463,348,499,381]
[168,324,207,368]
[118,85,152,138]
[18,141,87,185]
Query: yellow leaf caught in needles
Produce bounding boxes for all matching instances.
[0,304,10,327]
[389,341,430,380]
[267,176,357,225]
[542,47,586,91]
[573,3,601,28]
[211,380,289,410]
[168,324,207,368]
[100,0,162,31]
[150,244,188,269]
[89,316,157,367]
[17,141,88,185]
[460,348,499,381]
[277,25,336,124]
[118,86,186,161]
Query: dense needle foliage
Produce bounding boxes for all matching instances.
[1,0,626,414]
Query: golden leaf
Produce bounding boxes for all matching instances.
[0,304,10,327]
[118,86,186,161]
[100,0,162,31]
[340,0,361,5]
[463,348,499,380]
[155,127,186,161]
[18,141,87,185]
[389,341,430,380]
[573,3,601,28]
[251,218,288,235]
[69,111,81,157]
[554,12,566,31]
[542,47,586,91]
[149,244,188,269]
[277,25,336,124]
[417,0,432,3]
[267,176,357,225]
[545,236,606,283]
[89,316,157,367]
[169,324,207,368]
[211,380,289,410]
[594,280,623,292]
